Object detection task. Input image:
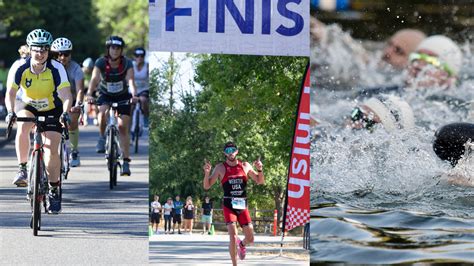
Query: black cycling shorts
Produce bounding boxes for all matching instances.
[24,105,63,133]
[96,92,131,116]
[137,90,149,98]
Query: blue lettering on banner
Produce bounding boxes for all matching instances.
[216,0,254,34]
[164,0,305,37]
[199,0,209,32]
[166,0,192,31]
[276,0,304,36]
[261,0,271,34]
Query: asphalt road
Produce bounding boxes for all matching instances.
[149,233,308,265]
[0,123,149,264]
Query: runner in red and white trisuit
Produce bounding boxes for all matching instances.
[203,142,264,266]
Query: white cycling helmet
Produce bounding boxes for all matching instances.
[51,37,73,52]
[26,29,53,47]
[82,57,94,69]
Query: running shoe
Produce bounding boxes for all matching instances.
[96,136,106,153]
[236,238,246,260]
[13,169,28,187]
[70,150,80,167]
[46,188,61,214]
[121,161,131,176]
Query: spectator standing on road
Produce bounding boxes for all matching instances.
[163,197,173,234]
[183,196,195,234]
[201,196,213,235]
[172,195,183,234]
[150,195,161,234]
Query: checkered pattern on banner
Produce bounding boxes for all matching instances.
[285,206,310,231]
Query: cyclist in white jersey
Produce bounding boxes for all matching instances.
[51,37,85,167]
[132,47,149,127]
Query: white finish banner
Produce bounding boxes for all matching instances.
[149,0,309,56]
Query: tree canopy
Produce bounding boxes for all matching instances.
[0,0,147,66]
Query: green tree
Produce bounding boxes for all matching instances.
[0,0,102,65]
[94,0,148,54]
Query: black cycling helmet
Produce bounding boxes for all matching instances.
[105,36,125,48]
[134,47,146,56]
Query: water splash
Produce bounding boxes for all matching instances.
[311,30,474,218]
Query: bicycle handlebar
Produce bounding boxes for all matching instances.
[88,98,131,108]
[6,116,68,139]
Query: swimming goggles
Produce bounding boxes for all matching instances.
[409,52,454,76]
[351,107,376,130]
[224,147,237,154]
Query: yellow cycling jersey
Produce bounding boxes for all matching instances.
[11,58,70,112]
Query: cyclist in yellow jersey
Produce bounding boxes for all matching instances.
[5,29,72,214]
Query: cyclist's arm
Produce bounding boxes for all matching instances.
[75,66,85,105]
[203,163,223,190]
[59,86,73,113]
[5,85,17,113]
[244,161,265,185]
[86,66,101,97]
[126,67,137,98]
[5,61,22,113]
[55,61,73,112]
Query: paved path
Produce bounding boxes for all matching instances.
[149,233,308,265]
[0,123,149,264]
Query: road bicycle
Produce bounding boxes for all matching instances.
[130,100,144,154]
[104,100,130,189]
[7,115,65,236]
[59,118,70,200]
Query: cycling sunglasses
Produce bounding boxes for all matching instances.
[224,147,237,154]
[351,107,376,130]
[409,52,454,76]
[134,54,144,57]
[30,46,49,53]
[58,51,71,57]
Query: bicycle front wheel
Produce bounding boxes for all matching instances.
[134,109,140,154]
[108,127,116,189]
[31,151,42,236]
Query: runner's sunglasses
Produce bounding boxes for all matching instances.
[224,147,237,154]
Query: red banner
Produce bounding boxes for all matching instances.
[284,64,311,231]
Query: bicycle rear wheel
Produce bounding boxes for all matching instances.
[31,151,42,236]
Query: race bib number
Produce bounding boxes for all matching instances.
[135,79,147,89]
[26,98,49,111]
[231,198,246,210]
[106,81,124,93]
